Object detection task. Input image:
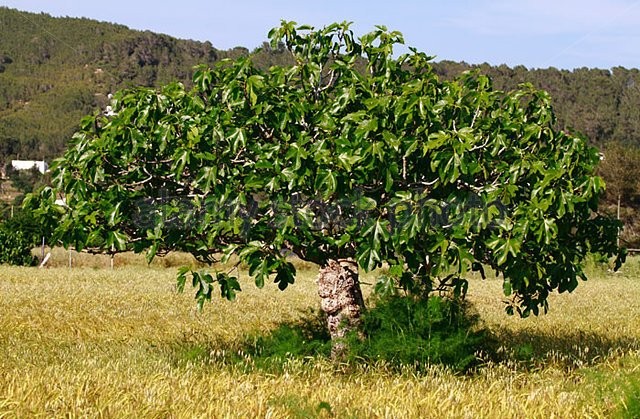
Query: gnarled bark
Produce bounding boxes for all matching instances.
[317,258,365,359]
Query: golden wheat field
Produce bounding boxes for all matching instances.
[1,250,639,418]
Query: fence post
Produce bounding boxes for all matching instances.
[617,194,621,248]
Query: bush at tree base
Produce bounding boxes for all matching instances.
[243,293,487,373]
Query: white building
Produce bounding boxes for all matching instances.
[11,160,49,174]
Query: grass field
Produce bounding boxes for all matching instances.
[1,254,639,418]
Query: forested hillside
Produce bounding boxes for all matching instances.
[1,7,639,244]
[0,7,229,164]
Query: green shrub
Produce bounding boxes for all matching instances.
[242,295,488,373]
[1,208,42,246]
[347,295,487,372]
[0,225,37,266]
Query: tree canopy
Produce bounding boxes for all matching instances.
[28,21,624,317]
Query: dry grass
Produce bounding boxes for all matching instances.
[35,247,206,269]
[0,257,639,418]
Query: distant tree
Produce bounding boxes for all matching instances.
[1,205,41,248]
[613,68,640,145]
[597,142,640,247]
[598,142,640,206]
[0,137,19,170]
[27,22,624,357]
[9,166,45,200]
[0,225,36,266]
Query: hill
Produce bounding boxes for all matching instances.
[0,7,242,164]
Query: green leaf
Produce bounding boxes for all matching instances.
[503,280,512,296]
[146,242,159,264]
[373,219,390,244]
[357,243,381,272]
[382,130,400,151]
[337,152,361,171]
[176,266,190,293]
[228,128,247,153]
[399,213,419,242]
[110,231,127,251]
[404,138,419,157]
[106,202,122,227]
[246,75,264,106]
[355,118,378,138]
[218,273,241,300]
[424,131,449,153]
[374,275,397,297]
[355,196,377,211]
[456,246,474,273]
[274,262,296,291]
[314,170,337,197]
[172,149,190,178]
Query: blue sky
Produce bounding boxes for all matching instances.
[2,0,639,70]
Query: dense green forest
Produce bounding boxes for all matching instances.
[1,7,639,245]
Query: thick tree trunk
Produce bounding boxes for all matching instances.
[317,258,365,359]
